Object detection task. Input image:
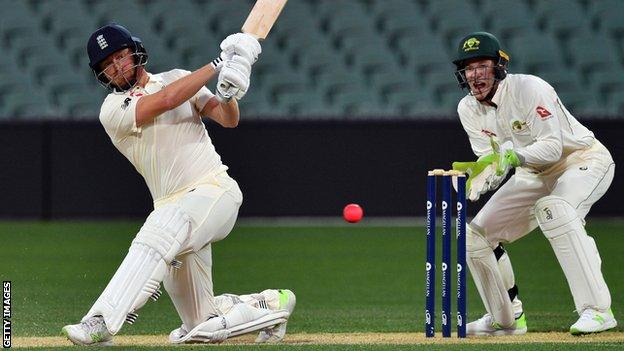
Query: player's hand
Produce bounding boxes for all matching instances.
[216,55,252,101]
[452,161,490,202]
[495,141,522,176]
[476,152,509,191]
[220,33,261,65]
[496,150,522,176]
[452,152,503,201]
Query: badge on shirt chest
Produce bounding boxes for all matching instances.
[511,120,528,133]
[121,97,131,110]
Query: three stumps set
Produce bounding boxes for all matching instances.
[425,169,467,338]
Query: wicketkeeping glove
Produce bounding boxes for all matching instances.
[452,152,505,202]
[495,141,523,176]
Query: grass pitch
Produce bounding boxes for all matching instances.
[1,219,623,349]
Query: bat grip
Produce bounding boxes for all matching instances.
[216,81,233,103]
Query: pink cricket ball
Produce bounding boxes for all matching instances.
[343,203,364,223]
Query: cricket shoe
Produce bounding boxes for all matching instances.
[570,308,617,335]
[61,316,113,346]
[169,325,189,344]
[255,289,297,343]
[169,326,228,344]
[466,312,527,336]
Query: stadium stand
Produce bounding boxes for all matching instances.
[508,30,564,73]
[534,0,587,44]
[0,0,622,119]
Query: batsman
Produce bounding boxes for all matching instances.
[60,23,295,346]
[451,32,616,336]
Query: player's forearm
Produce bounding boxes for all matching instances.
[203,97,240,128]
[160,65,218,111]
[217,98,240,127]
[516,138,562,166]
[136,65,218,127]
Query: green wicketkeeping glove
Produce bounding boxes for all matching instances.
[477,152,499,164]
[452,152,499,201]
[496,149,522,176]
[453,152,498,176]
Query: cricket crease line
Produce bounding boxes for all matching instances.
[12,332,624,347]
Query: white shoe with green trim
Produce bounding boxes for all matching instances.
[61,316,113,346]
[570,309,617,335]
[255,289,296,343]
[466,312,527,336]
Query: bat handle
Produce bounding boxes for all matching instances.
[216,82,233,103]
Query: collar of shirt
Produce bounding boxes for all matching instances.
[490,78,507,107]
[146,72,166,92]
[131,72,164,95]
[146,72,163,85]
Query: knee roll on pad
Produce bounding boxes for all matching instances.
[535,195,611,311]
[466,224,494,254]
[133,204,192,263]
[535,196,579,237]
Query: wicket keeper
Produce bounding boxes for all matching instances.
[452,31,616,336]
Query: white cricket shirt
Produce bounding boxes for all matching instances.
[99,69,225,203]
[457,74,595,171]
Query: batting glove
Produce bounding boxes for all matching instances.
[209,56,225,72]
[216,55,252,102]
[220,33,261,65]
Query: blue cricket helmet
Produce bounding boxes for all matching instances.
[86,24,148,89]
[87,24,147,69]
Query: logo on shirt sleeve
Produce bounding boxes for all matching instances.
[536,106,552,120]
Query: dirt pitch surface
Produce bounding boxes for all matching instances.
[14,332,624,347]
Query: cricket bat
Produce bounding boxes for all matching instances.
[216,0,288,101]
[242,0,288,40]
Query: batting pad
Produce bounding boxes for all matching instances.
[496,249,516,292]
[83,205,192,334]
[172,304,289,344]
[535,195,611,313]
[466,225,515,327]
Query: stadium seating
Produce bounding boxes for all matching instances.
[534,0,587,43]
[609,90,624,115]
[0,0,622,119]
[507,31,564,73]
[375,6,429,45]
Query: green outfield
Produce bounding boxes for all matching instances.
[2,219,623,350]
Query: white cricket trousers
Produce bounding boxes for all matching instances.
[161,171,243,330]
[472,140,614,245]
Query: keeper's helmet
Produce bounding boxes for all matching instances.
[452,32,510,89]
[86,24,148,92]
